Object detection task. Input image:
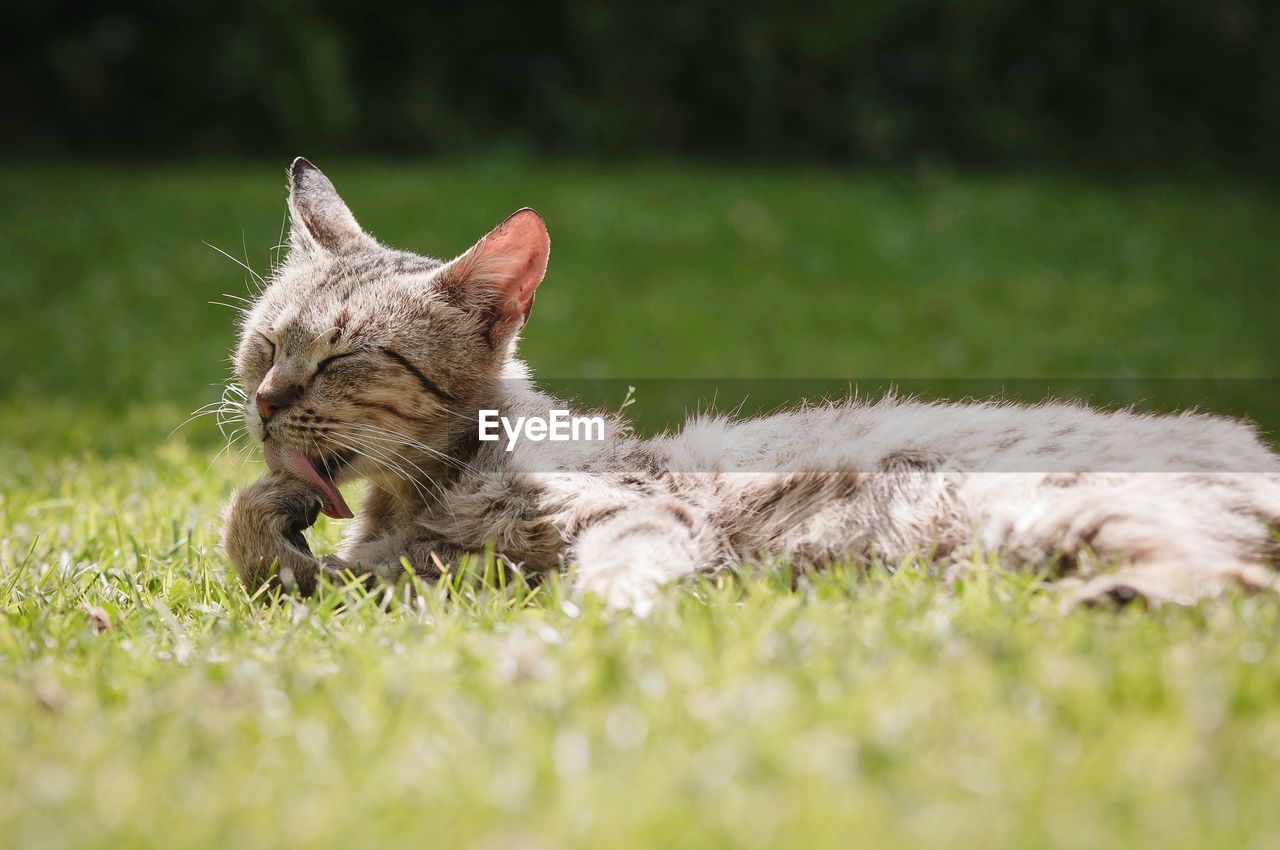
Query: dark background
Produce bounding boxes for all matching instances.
[7,1,1278,175]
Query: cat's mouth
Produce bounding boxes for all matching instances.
[262,438,355,519]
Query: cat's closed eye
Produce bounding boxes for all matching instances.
[258,333,276,361]
[315,351,358,375]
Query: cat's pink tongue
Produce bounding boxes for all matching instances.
[263,439,354,520]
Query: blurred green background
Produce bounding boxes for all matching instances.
[2,3,1279,438]
[2,163,1278,449]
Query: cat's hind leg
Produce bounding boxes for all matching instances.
[970,473,1280,608]
[1065,559,1278,608]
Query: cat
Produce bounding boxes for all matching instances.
[221,158,1280,612]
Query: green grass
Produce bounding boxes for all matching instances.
[2,161,1280,849]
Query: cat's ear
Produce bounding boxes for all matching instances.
[287,157,373,256]
[436,209,550,346]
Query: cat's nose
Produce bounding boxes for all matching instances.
[256,382,303,423]
[257,395,279,422]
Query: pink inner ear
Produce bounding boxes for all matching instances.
[481,209,550,322]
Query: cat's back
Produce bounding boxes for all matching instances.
[656,396,1279,475]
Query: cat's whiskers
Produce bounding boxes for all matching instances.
[283,417,463,525]
[209,299,249,315]
[323,424,450,502]
[216,386,250,438]
[170,390,245,440]
[321,431,444,513]
[331,424,476,525]
[200,380,256,472]
[432,404,486,427]
[203,241,267,294]
[321,420,462,511]
[270,211,289,272]
[207,426,251,474]
[170,405,240,440]
[240,231,257,293]
[221,382,247,400]
[212,292,255,314]
[337,419,478,475]
[345,434,465,528]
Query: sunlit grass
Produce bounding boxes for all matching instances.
[3,430,1280,849]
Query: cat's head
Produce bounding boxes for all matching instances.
[232,157,549,516]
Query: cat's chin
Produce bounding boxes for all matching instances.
[262,438,355,520]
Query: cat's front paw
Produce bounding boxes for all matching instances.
[571,501,705,615]
[223,472,324,595]
[576,535,691,614]
[575,556,666,616]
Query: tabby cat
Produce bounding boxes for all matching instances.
[221,158,1280,611]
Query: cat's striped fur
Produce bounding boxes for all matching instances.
[222,159,1280,611]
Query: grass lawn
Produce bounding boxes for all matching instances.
[2,161,1279,849]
